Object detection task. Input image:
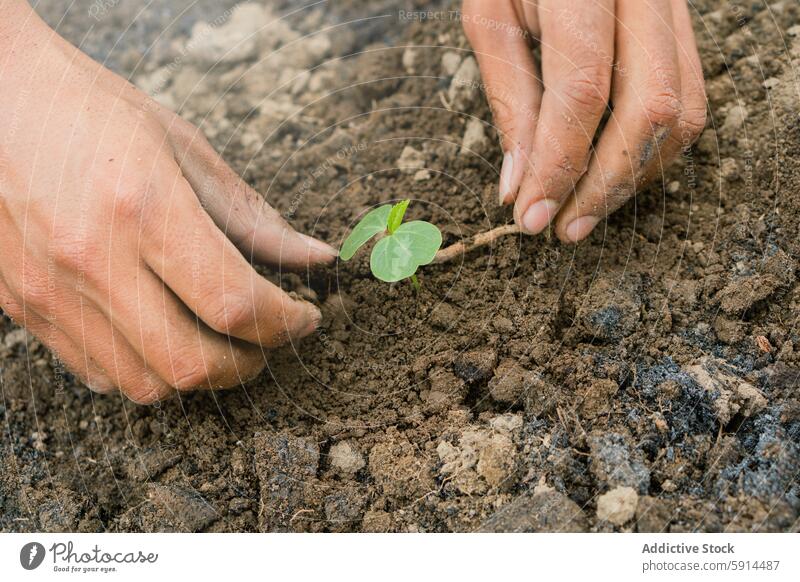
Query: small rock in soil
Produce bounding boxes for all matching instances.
[428,302,458,329]
[396,145,426,173]
[413,169,431,181]
[488,413,524,436]
[721,103,748,136]
[438,427,518,493]
[328,440,365,475]
[285,33,331,69]
[3,328,32,349]
[596,486,638,526]
[491,315,514,333]
[447,56,481,108]
[401,47,416,73]
[714,316,746,344]
[362,510,394,533]
[460,117,487,155]
[425,369,466,413]
[441,51,461,76]
[720,157,740,181]
[476,432,517,489]
[186,3,268,64]
[479,487,588,532]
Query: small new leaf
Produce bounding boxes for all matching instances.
[339,204,392,261]
[386,199,410,234]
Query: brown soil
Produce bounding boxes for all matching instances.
[2,0,800,533]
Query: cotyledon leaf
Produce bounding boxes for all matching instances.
[369,221,442,282]
[339,204,392,261]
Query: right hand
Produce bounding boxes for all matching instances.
[0,4,335,403]
[462,0,706,242]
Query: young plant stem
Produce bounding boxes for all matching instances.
[433,223,521,264]
[410,274,420,292]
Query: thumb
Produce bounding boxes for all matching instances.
[161,115,337,269]
[462,0,543,205]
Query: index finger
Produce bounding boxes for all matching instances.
[141,168,321,348]
[462,0,543,204]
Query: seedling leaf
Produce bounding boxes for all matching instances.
[340,204,392,261]
[386,199,410,234]
[369,221,442,282]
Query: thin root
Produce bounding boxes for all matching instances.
[433,223,521,264]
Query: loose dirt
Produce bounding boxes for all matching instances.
[2,0,799,532]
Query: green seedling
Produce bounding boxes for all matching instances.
[340,199,442,289]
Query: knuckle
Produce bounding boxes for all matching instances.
[640,63,681,131]
[559,67,611,115]
[113,184,155,222]
[49,230,110,292]
[172,115,209,146]
[51,232,92,273]
[678,102,708,144]
[641,91,682,129]
[205,289,256,336]
[534,125,589,183]
[170,354,211,391]
[170,114,200,137]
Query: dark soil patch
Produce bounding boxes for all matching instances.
[2,0,799,532]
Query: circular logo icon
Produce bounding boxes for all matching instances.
[20,542,45,570]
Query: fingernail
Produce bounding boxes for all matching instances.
[499,147,522,205]
[301,305,323,337]
[521,199,560,235]
[565,215,601,242]
[298,233,338,259]
[306,305,322,335]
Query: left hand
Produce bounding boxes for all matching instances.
[462,0,707,242]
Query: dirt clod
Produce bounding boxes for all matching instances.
[328,440,365,475]
[479,487,589,533]
[597,487,639,526]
